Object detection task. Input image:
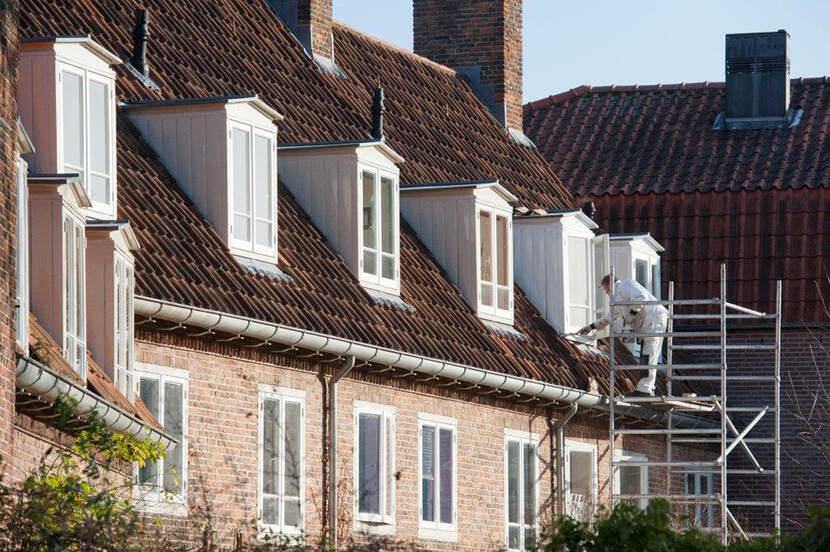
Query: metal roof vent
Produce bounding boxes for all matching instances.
[725,30,790,123]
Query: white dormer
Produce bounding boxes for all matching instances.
[86,221,140,400]
[124,96,284,263]
[18,36,120,220]
[29,174,92,381]
[513,210,609,336]
[279,140,404,296]
[400,181,516,326]
[609,233,664,298]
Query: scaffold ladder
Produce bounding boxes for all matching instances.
[608,264,781,545]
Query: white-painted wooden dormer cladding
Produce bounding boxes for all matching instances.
[124,96,284,263]
[86,222,140,400]
[18,36,120,220]
[609,234,664,298]
[513,210,609,336]
[400,182,516,326]
[279,141,404,296]
[28,174,92,382]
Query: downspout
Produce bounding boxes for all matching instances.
[328,355,355,548]
[554,404,579,516]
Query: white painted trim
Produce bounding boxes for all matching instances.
[563,440,598,520]
[504,427,540,442]
[135,362,189,380]
[417,416,458,541]
[257,387,305,536]
[504,431,540,552]
[417,412,457,427]
[476,205,513,324]
[357,164,400,295]
[612,450,649,509]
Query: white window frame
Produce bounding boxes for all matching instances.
[613,450,648,509]
[257,385,305,537]
[504,429,540,552]
[15,156,29,353]
[228,121,277,259]
[113,254,134,400]
[358,165,399,292]
[133,363,189,516]
[564,440,598,521]
[62,212,86,381]
[418,413,457,541]
[477,206,513,320]
[353,400,396,529]
[57,62,116,217]
[685,473,714,528]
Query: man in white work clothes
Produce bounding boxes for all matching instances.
[578,275,669,397]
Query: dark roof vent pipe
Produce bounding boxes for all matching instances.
[725,30,790,123]
[371,86,385,140]
[131,9,149,78]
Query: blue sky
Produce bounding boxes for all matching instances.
[334,0,830,103]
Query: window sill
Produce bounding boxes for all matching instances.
[358,278,400,298]
[418,525,458,542]
[133,495,188,517]
[354,519,396,536]
[257,527,303,544]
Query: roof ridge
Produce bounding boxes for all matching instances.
[525,76,830,110]
[332,21,457,76]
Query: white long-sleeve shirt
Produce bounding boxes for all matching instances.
[600,279,667,330]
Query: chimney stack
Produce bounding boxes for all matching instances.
[413,0,524,132]
[271,0,334,64]
[725,30,790,122]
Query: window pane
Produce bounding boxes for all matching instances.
[233,129,251,241]
[263,398,279,495]
[569,451,592,496]
[380,177,394,256]
[358,413,381,514]
[508,526,520,549]
[61,71,83,169]
[75,224,84,340]
[363,250,377,276]
[64,219,73,334]
[568,237,589,306]
[507,441,519,524]
[362,172,376,250]
[635,259,649,289]
[421,425,435,522]
[479,211,492,283]
[620,465,641,497]
[138,378,160,486]
[439,428,453,524]
[385,416,394,517]
[254,136,272,220]
[89,174,109,205]
[381,255,395,281]
[163,381,184,494]
[523,444,536,526]
[284,499,301,528]
[496,216,508,286]
[263,496,279,525]
[284,401,301,497]
[89,80,109,203]
[256,221,272,249]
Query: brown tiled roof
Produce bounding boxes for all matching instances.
[117,115,631,392]
[523,80,830,323]
[21,1,573,211]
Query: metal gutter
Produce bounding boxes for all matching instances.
[134,296,716,429]
[15,356,176,450]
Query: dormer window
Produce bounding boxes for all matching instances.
[401,181,516,325]
[513,210,609,337]
[19,36,120,220]
[478,208,512,316]
[279,140,404,296]
[609,234,664,298]
[231,125,276,256]
[361,168,398,287]
[124,95,283,264]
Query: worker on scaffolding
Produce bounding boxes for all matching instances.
[578,275,668,397]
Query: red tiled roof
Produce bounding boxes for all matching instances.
[117,115,630,392]
[21,0,573,212]
[524,80,830,323]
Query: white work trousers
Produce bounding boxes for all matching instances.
[636,310,668,393]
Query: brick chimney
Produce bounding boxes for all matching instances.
[271,0,334,63]
[414,0,523,132]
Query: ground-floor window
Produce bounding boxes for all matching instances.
[613,450,648,509]
[258,385,305,535]
[134,363,188,514]
[685,473,714,528]
[419,413,457,540]
[354,401,396,527]
[505,429,538,552]
[564,440,598,521]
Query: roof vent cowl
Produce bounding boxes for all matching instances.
[725,30,790,122]
[131,9,149,78]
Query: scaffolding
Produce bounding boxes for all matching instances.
[608,264,781,544]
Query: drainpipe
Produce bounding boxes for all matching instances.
[554,404,579,516]
[328,355,355,548]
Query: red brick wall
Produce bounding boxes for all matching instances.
[0,0,19,461]
[297,0,333,61]
[129,329,706,549]
[413,0,523,131]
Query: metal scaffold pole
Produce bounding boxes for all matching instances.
[606,263,781,544]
